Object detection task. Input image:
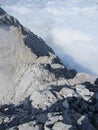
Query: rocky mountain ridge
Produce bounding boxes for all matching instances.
[0,7,98,130]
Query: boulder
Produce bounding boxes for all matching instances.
[52,121,73,130]
[75,85,94,101]
[18,121,36,130]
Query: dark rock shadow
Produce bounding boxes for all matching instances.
[45,63,77,80]
[0,96,48,130]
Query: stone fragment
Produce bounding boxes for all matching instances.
[77,115,96,130]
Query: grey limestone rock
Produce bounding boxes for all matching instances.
[0,7,98,130]
[52,121,73,130]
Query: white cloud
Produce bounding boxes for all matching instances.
[1,0,98,76]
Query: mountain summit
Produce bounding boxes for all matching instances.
[0,7,98,130]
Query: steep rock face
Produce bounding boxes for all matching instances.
[0,7,72,100]
[0,7,98,130]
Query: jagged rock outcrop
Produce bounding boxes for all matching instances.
[0,7,98,130]
[0,6,74,101]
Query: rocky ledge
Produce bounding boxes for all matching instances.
[0,7,98,130]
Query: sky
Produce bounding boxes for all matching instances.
[0,0,98,76]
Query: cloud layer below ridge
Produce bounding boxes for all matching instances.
[1,0,98,76]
